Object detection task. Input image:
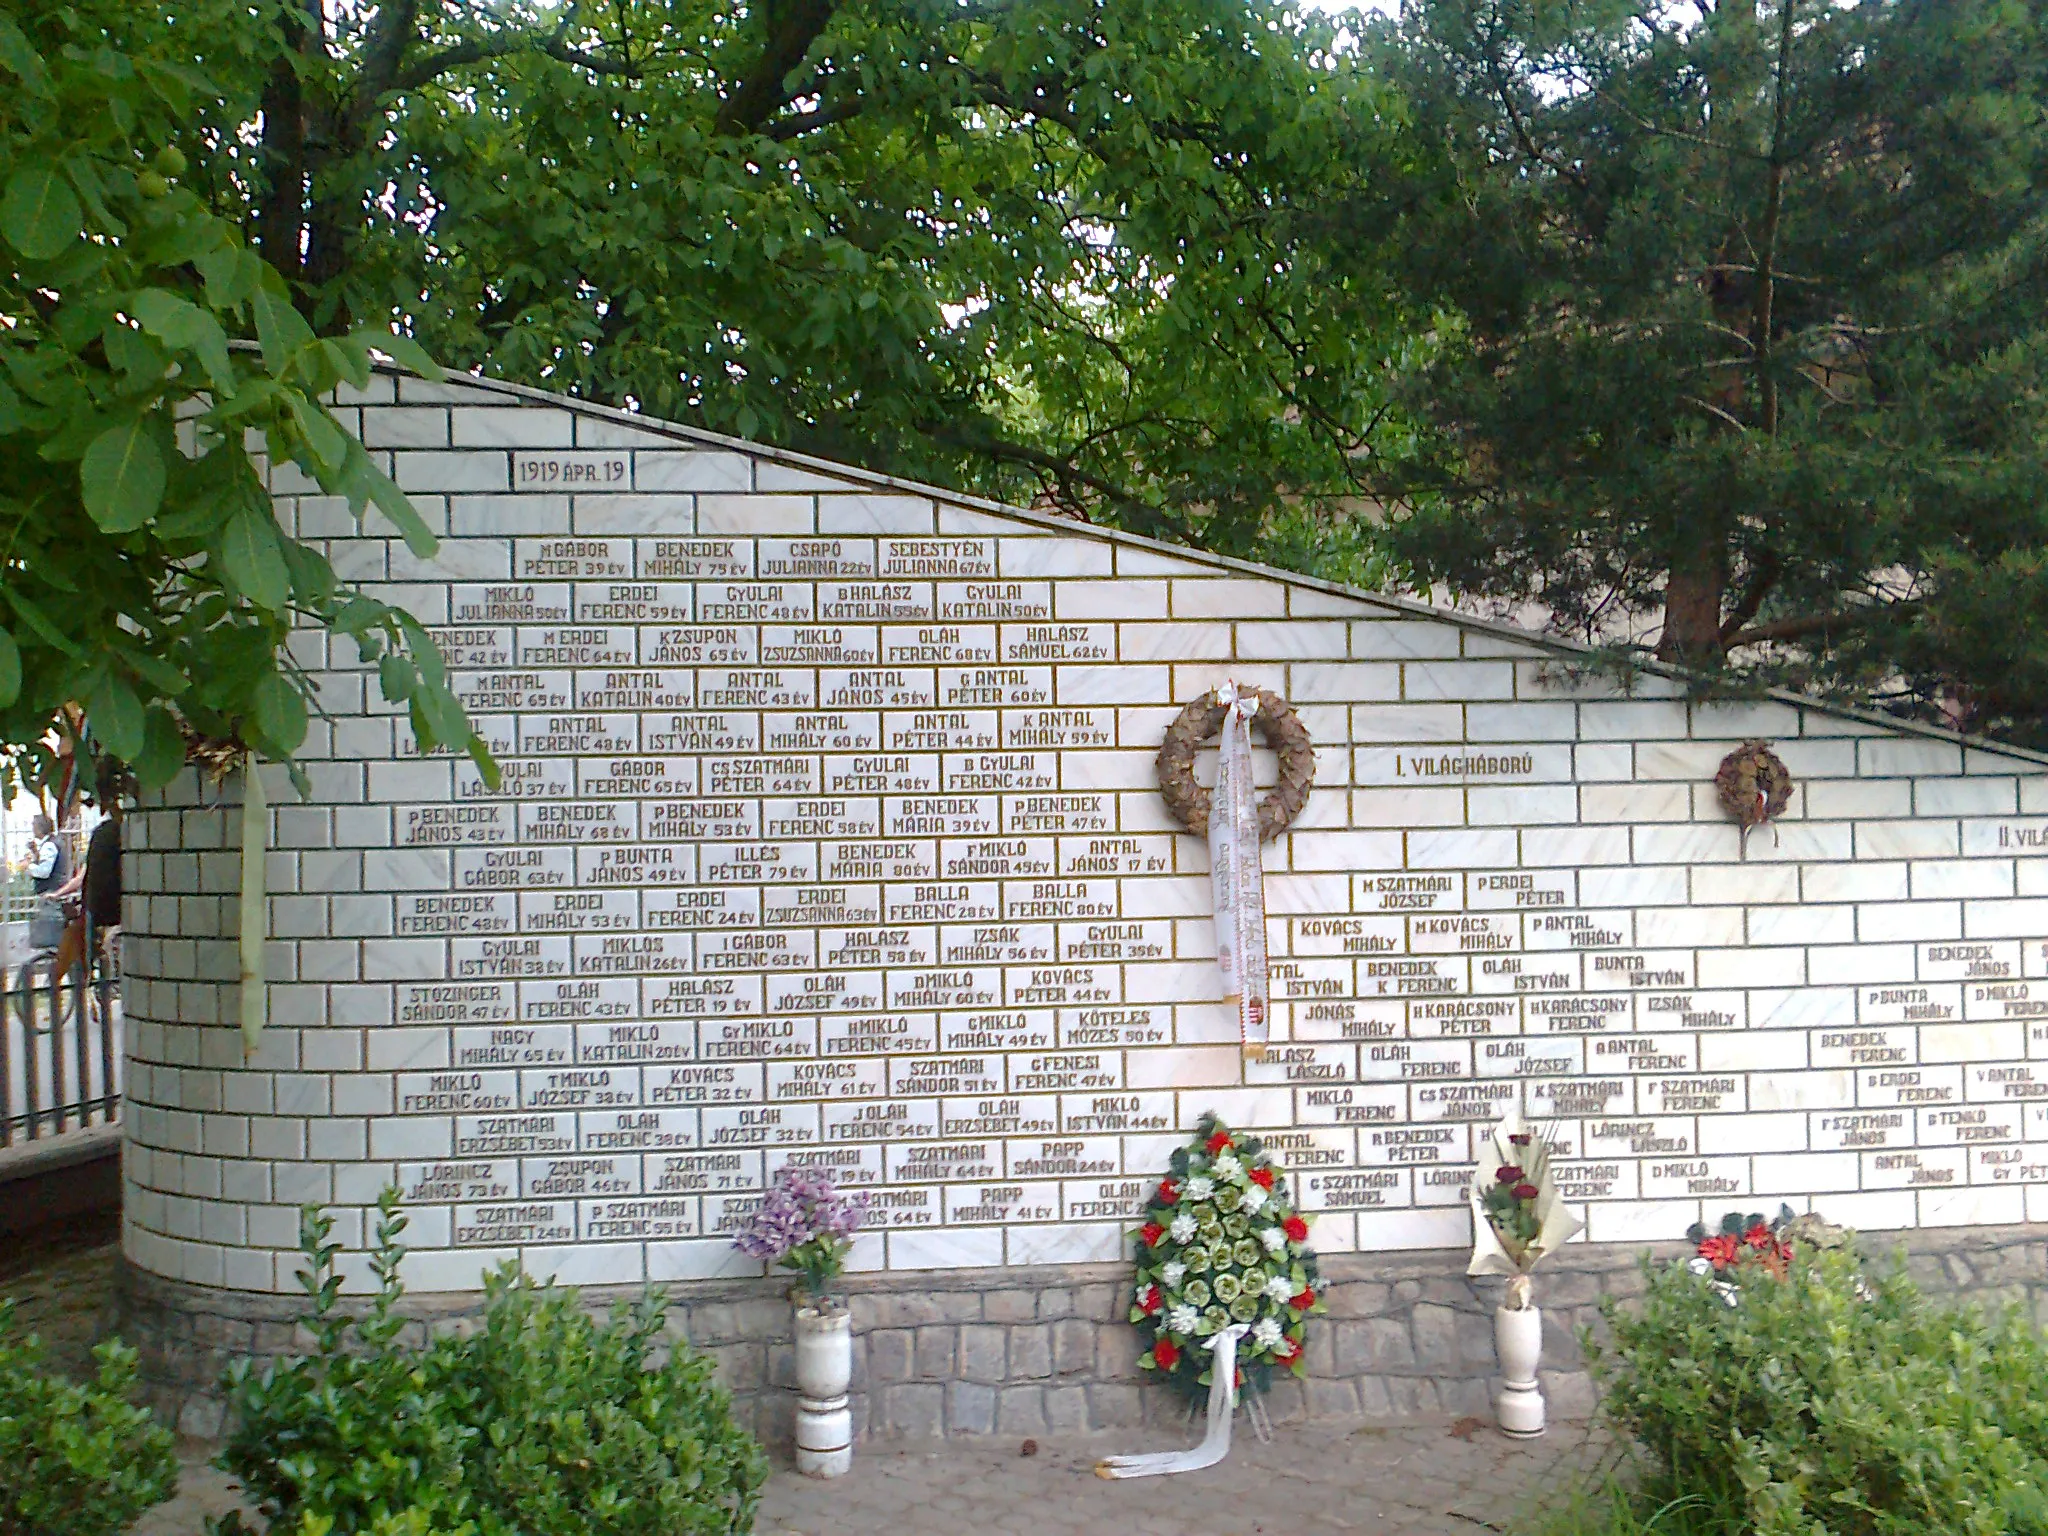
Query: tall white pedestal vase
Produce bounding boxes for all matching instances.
[793,1304,854,1478]
[730,1166,871,1480]
[1492,1293,1545,1437]
[1466,1109,1581,1439]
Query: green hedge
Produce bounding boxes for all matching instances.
[1558,1243,2048,1536]
[0,1301,177,1536]
[214,1192,766,1536]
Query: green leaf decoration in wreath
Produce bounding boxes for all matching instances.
[1155,685,1315,840]
[1128,1115,1325,1400]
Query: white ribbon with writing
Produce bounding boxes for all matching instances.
[1209,682,1270,1059]
[1094,1324,1250,1479]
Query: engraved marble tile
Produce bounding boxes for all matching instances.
[885,623,997,664]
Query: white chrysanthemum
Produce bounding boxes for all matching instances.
[1169,1211,1198,1244]
[1257,1225,1286,1254]
[1182,1175,1215,1201]
[1241,1183,1269,1214]
[1264,1274,1295,1304]
[1135,1281,1154,1305]
[1252,1317,1284,1351]
[1211,1151,1243,1181]
[1160,1261,1187,1287]
[1167,1304,1199,1335]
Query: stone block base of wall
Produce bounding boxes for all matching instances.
[120,1222,2048,1444]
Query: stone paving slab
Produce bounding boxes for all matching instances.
[757,1420,1606,1536]
[140,1418,1606,1536]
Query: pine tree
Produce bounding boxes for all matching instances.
[1366,0,2048,740]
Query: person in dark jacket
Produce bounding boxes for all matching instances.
[51,804,120,988]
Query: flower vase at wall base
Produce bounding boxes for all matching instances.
[1493,1303,1545,1438]
[794,1304,853,1477]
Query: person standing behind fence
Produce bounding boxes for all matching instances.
[50,804,121,990]
[26,813,67,895]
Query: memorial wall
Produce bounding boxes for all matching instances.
[120,368,2048,1316]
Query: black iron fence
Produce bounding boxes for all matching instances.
[3,923,120,1144]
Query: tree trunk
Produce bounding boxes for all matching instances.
[1657,524,1727,666]
[253,40,307,281]
[254,0,350,316]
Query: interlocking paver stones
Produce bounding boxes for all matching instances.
[138,1416,1606,1535]
[757,1419,1607,1535]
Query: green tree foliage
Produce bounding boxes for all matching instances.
[1367,0,2048,739]
[0,2,488,795]
[134,0,1417,558]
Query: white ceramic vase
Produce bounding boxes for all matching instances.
[1493,1301,1546,1437]
[793,1305,853,1478]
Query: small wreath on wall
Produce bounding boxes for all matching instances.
[1715,738,1794,854]
[1156,684,1315,840]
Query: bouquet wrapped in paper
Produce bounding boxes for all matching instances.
[1467,1108,1582,1306]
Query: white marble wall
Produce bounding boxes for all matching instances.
[118,371,2048,1294]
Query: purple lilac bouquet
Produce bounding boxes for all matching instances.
[733,1166,870,1304]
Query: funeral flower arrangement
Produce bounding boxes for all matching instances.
[732,1166,870,1306]
[1688,1205,1799,1277]
[1467,1109,1582,1303]
[1128,1116,1324,1397]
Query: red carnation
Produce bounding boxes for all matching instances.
[1697,1233,1739,1269]
[1139,1222,1165,1247]
[1282,1214,1309,1243]
[1205,1131,1233,1155]
[1139,1284,1163,1315]
[1152,1338,1180,1371]
[1743,1223,1774,1250]
[1496,1164,1525,1184]
[1290,1287,1316,1311]
[1157,1179,1180,1205]
[1249,1166,1276,1189]
[1512,1183,1539,1201]
[1274,1337,1301,1363]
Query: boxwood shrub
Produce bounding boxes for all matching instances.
[0,1301,177,1536]
[213,1191,765,1536]
[1580,1242,2048,1535]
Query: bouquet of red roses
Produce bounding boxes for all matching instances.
[1467,1108,1581,1288]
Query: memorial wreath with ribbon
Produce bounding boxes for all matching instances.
[1095,1117,1324,1480]
[1154,681,1315,1058]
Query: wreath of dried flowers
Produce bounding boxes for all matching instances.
[1714,739,1794,853]
[1155,685,1315,840]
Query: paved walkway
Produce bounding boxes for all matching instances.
[758,1420,1605,1536]
[138,1416,1607,1536]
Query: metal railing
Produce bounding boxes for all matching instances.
[3,924,120,1145]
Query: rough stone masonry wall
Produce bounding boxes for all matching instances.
[114,366,2048,1421]
[122,1223,2048,1440]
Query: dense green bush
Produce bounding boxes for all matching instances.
[1567,1243,2048,1536]
[214,1191,765,1536]
[0,1300,177,1536]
